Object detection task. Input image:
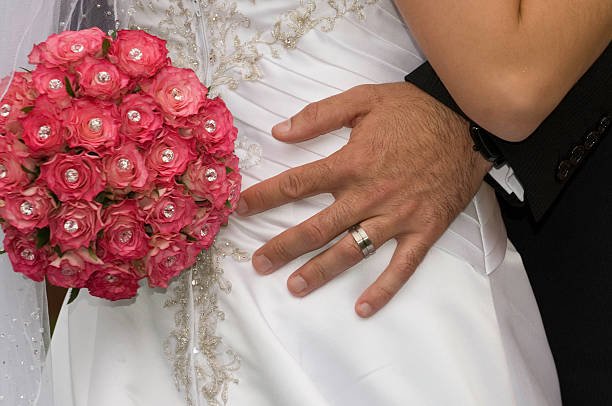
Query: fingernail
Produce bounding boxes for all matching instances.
[253,255,273,274]
[357,303,373,318]
[288,275,308,294]
[236,198,248,215]
[273,119,291,134]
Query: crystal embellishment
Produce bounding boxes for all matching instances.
[117,158,132,172]
[205,168,218,182]
[129,48,143,61]
[119,230,133,243]
[161,149,175,163]
[64,219,79,233]
[61,269,75,276]
[200,225,210,238]
[166,256,177,267]
[105,274,118,283]
[71,43,84,53]
[204,119,217,134]
[64,168,79,183]
[88,118,103,132]
[20,202,34,216]
[163,204,176,219]
[49,79,63,90]
[20,249,35,262]
[37,125,51,140]
[171,88,184,101]
[96,71,111,83]
[0,104,10,117]
[127,110,141,122]
[0,164,7,179]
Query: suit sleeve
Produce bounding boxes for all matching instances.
[405,43,612,221]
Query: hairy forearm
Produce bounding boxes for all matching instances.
[394,0,612,141]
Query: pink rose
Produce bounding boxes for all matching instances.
[118,93,163,145]
[141,66,207,118]
[76,57,131,100]
[3,226,47,282]
[86,262,141,301]
[192,98,238,157]
[40,152,105,201]
[46,247,101,288]
[0,135,36,197]
[1,72,38,133]
[49,200,104,252]
[108,30,170,78]
[0,185,56,233]
[145,129,196,182]
[63,98,120,151]
[145,233,198,288]
[20,102,67,156]
[97,200,149,262]
[102,142,151,193]
[31,66,75,107]
[28,27,106,69]
[140,186,198,235]
[182,206,222,250]
[182,155,230,208]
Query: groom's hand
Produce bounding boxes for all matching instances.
[236,82,492,317]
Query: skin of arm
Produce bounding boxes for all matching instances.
[394,0,612,141]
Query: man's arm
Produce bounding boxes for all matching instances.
[406,43,612,221]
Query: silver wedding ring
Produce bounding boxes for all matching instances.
[349,224,376,258]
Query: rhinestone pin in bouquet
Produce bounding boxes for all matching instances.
[0,28,241,301]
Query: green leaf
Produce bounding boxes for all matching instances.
[19,66,33,73]
[35,227,50,249]
[0,250,6,255]
[94,192,106,204]
[102,38,111,57]
[21,106,35,114]
[111,30,118,40]
[53,245,64,257]
[67,288,80,304]
[225,166,234,175]
[21,164,38,175]
[64,76,76,97]
[88,246,99,261]
[224,200,232,209]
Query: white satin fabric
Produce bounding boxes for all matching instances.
[51,1,560,405]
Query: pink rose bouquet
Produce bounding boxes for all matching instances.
[0,28,241,301]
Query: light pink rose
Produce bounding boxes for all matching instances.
[97,200,150,262]
[182,206,222,250]
[140,186,198,235]
[3,226,48,282]
[118,93,163,145]
[20,102,67,156]
[0,72,38,134]
[40,152,105,202]
[76,56,131,100]
[141,66,207,118]
[31,66,75,107]
[86,262,141,301]
[46,247,101,288]
[0,134,37,197]
[102,142,151,193]
[191,97,238,157]
[145,129,196,182]
[49,200,104,252]
[63,98,120,151]
[28,27,106,69]
[108,30,170,78]
[0,185,56,233]
[145,233,198,288]
[182,155,230,208]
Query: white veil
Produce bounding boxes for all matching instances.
[0,1,118,405]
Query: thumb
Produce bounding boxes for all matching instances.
[272,85,373,143]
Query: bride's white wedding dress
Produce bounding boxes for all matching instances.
[49,1,561,405]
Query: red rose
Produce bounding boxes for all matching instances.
[118,93,163,145]
[0,185,56,233]
[20,102,66,156]
[63,98,121,151]
[46,247,101,288]
[182,206,222,250]
[0,135,36,197]
[182,155,230,208]
[86,262,141,301]
[48,200,104,252]
[141,66,207,118]
[145,233,198,288]
[97,200,150,262]
[3,226,48,282]
[140,186,198,235]
[102,142,151,193]
[76,56,131,100]
[145,129,196,182]
[192,97,238,157]
[31,66,75,108]
[28,27,106,69]
[108,30,170,78]
[1,72,38,134]
[40,152,105,202]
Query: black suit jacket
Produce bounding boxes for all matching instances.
[405,43,612,405]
